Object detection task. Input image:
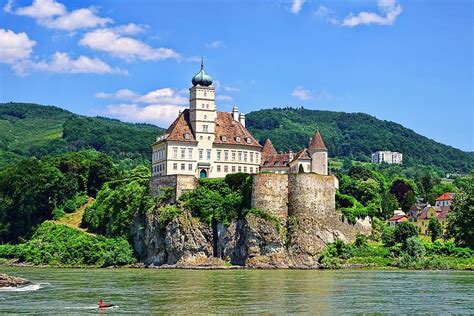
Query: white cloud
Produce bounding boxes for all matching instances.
[216,95,233,102]
[41,8,112,31]
[290,0,306,14]
[3,0,14,13]
[341,0,402,27]
[224,85,240,92]
[0,28,36,64]
[80,28,180,61]
[95,87,187,105]
[292,86,312,100]
[11,0,112,31]
[95,89,138,100]
[205,40,224,49]
[14,52,127,75]
[111,23,148,35]
[106,103,186,127]
[15,0,65,19]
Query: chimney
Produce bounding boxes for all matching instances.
[289,150,294,160]
[239,113,246,127]
[232,106,239,121]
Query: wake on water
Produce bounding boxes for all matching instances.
[65,306,119,311]
[0,283,42,292]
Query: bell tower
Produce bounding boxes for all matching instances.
[189,59,216,141]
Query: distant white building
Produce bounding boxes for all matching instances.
[371,151,403,164]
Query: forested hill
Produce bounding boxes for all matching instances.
[0,102,164,167]
[246,108,473,173]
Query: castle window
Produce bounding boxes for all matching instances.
[244,152,248,162]
[217,165,221,172]
[181,148,186,159]
[256,153,259,161]
[181,163,185,171]
[232,166,236,172]
[199,149,203,160]
[173,163,178,170]
[250,153,254,162]
[256,167,259,172]
[224,165,228,173]
[235,136,241,143]
[200,136,203,140]
[188,148,193,159]
[283,161,288,165]
[204,91,207,97]
[217,150,221,161]
[188,163,193,171]
[238,166,242,172]
[173,147,178,158]
[244,166,247,172]
[207,149,211,160]
[206,104,209,109]
[232,151,236,161]
[238,151,242,161]
[204,115,207,120]
[203,125,208,132]
[208,136,211,140]
[221,135,227,142]
[250,167,253,173]
[224,150,229,161]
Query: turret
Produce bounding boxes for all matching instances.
[307,130,328,175]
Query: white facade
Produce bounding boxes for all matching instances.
[151,70,261,179]
[371,151,403,164]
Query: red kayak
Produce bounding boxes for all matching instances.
[98,299,114,309]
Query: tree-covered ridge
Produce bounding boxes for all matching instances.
[246,107,473,173]
[0,102,165,167]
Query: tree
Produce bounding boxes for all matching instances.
[427,218,442,242]
[401,191,416,212]
[394,222,418,248]
[446,174,474,249]
[390,179,415,206]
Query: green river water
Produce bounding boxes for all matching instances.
[0,267,472,314]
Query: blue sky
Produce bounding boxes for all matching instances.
[0,0,472,151]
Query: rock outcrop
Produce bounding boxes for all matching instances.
[0,274,30,288]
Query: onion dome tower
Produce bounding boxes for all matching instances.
[192,58,213,87]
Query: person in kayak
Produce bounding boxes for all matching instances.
[98,299,114,308]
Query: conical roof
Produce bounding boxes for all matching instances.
[308,130,327,151]
[262,138,278,156]
[191,59,213,87]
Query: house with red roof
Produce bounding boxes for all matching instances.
[388,214,409,227]
[435,192,455,207]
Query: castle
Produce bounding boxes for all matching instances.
[151,61,329,181]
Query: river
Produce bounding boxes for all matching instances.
[0,267,473,314]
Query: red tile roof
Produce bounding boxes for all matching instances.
[262,139,278,156]
[308,130,327,151]
[213,112,261,148]
[261,153,290,167]
[388,215,408,222]
[435,192,454,201]
[153,110,261,148]
[290,148,311,163]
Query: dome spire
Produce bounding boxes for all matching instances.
[192,58,213,87]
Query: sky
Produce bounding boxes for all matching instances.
[0,0,472,151]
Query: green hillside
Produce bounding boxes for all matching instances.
[246,107,473,173]
[0,102,164,167]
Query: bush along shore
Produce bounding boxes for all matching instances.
[0,149,472,269]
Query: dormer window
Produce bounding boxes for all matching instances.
[246,137,252,144]
[274,162,279,166]
[236,136,241,143]
[184,132,191,140]
[221,135,227,142]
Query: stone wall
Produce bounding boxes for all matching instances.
[251,173,288,219]
[149,175,197,203]
[288,173,336,218]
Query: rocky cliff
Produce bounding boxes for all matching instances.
[132,208,371,269]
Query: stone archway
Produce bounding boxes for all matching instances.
[199,169,207,179]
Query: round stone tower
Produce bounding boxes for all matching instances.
[307,130,328,175]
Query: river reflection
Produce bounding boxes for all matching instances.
[0,267,472,314]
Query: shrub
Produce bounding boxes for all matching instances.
[157,205,181,224]
[393,222,418,248]
[354,234,368,248]
[247,208,282,233]
[62,193,89,213]
[406,237,426,258]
